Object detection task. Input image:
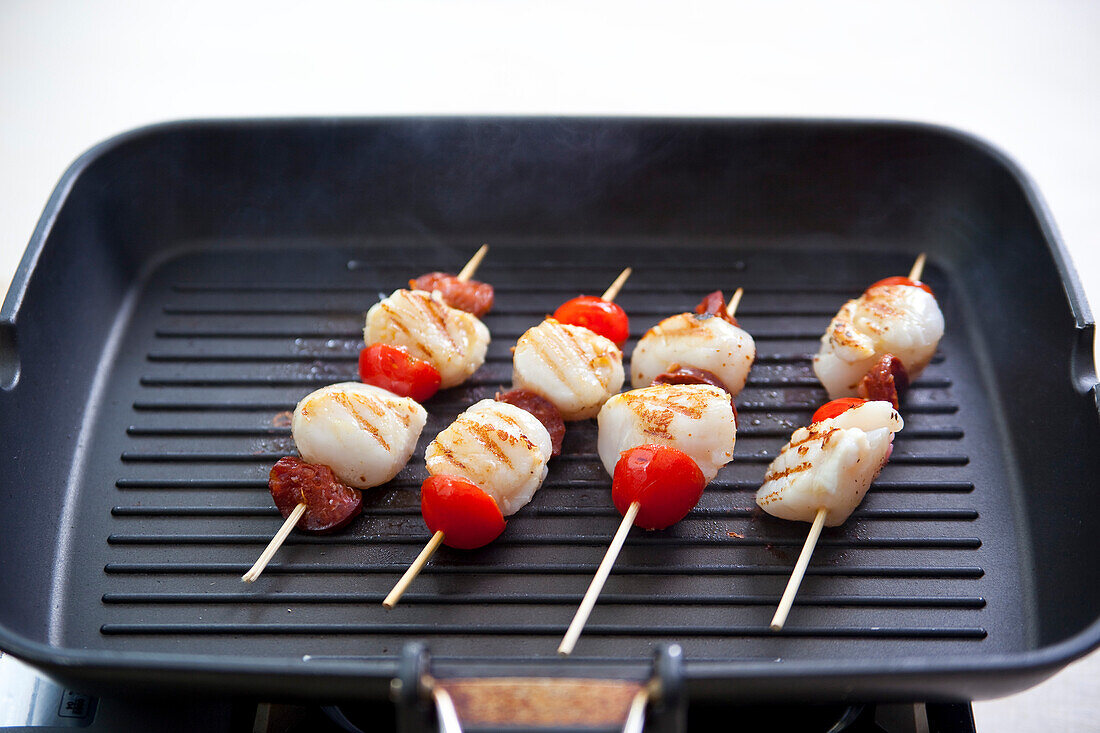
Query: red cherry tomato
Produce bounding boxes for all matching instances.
[611,445,706,530]
[867,276,933,296]
[358,343,442,402]
[552,296,630,347]
[420,475,506,549]
[811,397,867,424]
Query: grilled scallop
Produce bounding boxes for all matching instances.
[365,289,490,389]
[424,399,553,516]
[813,284,943,399]
[292,382,427,489]
[596,384,737,483]
[631,313,756,394]
[755,400,903,526]
[512,318,625,421]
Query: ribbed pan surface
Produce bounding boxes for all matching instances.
[60,243,1028,674]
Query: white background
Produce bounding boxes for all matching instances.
[1,2,1097,729]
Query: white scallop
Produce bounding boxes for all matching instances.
[812,284,944,399]
[365,289,490,389]
[292,382,427,489]
[596,384,737,483]
[755,400,903,526]
[631,313,756,394]
[512,318,625,421]
[424,399,552,516]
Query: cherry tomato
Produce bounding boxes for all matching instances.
[811,397,867,424]
[552,296,630,347]
[611,445,706,530]
[420,475,506,549]
[867,276,933,296]
[358,343,442,403]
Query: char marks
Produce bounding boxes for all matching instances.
[455,416,516,469]
[331,392,390,451]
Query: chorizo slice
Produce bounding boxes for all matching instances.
[495,388,566,457]
[857,353,910,408]
[269,456,363,532]
[651,365,738,428]
[410,272,494,317]
[694,290,739,326]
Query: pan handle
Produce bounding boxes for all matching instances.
[394,643,685,733]
[431,676,652,732]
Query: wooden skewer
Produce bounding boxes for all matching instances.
[769,506,828,631]
[768,257,924,625]
[431,685,463,733]
[558,501,640,656]
[769,259,923,625]
[242,502,307,583]
[389,269,631,612]
[600,267,633,302]
[383,530,446,609]
[247,246,490,589]
[456,244,489,282]
[560,282,734,653]
[383,246,488,607]
[725,287,744,319]
[622,686,649,733]
[908,253,927,283]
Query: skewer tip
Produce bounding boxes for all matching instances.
[240,502,307,584]
[557,502,640,656]
[456,244,490,282]
[383,530,446,609]
[768,507,827,631]
[725,287,744,318]
[908,252,927,282]
[600,267,633,302]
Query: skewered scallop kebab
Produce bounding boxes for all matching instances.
[631,287,754,400]
[757,398,904,630]
[761,254,943,629]
[558,290,753,656]
[241,247,494,583]
[382,270,633,608]
[813,253,943,408]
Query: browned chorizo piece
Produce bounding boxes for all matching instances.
[651,364,738,428]
[694,290,739,326]
[857,353,910,408]
[651,364,727,391]
[410,272,495,317]
[495,388,565,456]
[269,456,363,532]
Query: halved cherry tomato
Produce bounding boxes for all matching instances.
[867,276,933,296]
[358,343,442,403]
[612,444,706,530]
[420,475,506,549]
[552,296,630,347]
[811,397,867,424]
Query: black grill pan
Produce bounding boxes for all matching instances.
[1,118,1098,705]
